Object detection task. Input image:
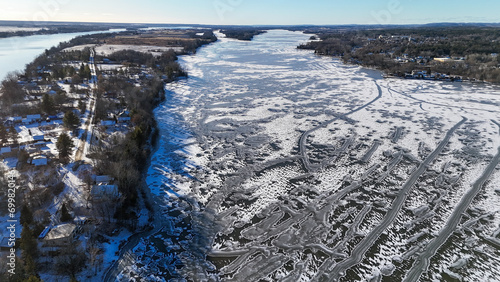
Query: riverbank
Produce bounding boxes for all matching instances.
[0,28,218,281]
[99,43,219,281]
[0,28,126,81]
[0,21,132,39]
[297,25,500,84]
[112,29,500,281]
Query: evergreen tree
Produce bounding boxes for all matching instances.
[24,254,37,277]
[41,93,55,114]
[79,64,85,78]
[60,203,72,222]
[0,72,25,106]
[18,150,30,169]
[84,64,92,80]
[63,111,80,131]
[8,125,18,145]
[79,64,91,80]
[56,132,74,162]
[20,225,38,259]
[24,275,43,282]
[20,205,33,226]
[55,244,86,278]
[0,123,7,144]
[78,100,86,113]
[53,91,68,109]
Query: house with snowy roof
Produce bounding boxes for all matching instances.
[117,110,131,123]
[26,114,41,121]
[40,223,77,247]
[93,175,114,185]
[31,155,48,166]
[100,120,116,127]
[33,135,45,142]
[1,147,11,155]
[91,184,120,200]
[3,117,22,126]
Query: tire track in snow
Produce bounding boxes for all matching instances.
[404,145,500,282]
[314,117,467,281]
[299,81,383,172]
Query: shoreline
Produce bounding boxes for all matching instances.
[93,29,500,281]
[0,27,219,281]
[101,42,216,281]
[315,53,493,86]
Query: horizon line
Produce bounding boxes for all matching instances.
[1,19,500,28]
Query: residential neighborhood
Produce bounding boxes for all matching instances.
[299,26,500,83]
[0,28,216,280]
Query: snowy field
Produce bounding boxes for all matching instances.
[116,30,500,281]
[0,26,42,32]
[64,44,183,57]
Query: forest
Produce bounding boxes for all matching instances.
[220,28,267,40]
[0,24,125,38]
[298,26,500,83]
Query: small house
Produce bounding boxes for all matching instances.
[94,175,113,185]
[33,135,45,142]
[91,184,120,199]
[3,120,12,127]
[1,147,11,155]
[117,110,131,123]
[100,120,116,127]
[32,155,48,166]
[4,117,22,126]
[42,223,77,247]
[434,57,452,63]
[117,116,131,123]
[26,114,42,122]
[73,216,88,226]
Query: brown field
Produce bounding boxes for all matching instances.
[104,30,201,47]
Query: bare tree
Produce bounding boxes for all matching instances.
[0,71,25,108]
[92,194,119,223]
[55,243,86,279]
[87,242,103,275]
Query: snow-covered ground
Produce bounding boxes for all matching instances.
[107,30,500,281]
[64,44,184,57]
[0,26,42,32]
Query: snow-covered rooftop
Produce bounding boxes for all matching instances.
[44,223,76,241]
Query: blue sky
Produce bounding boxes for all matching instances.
[1,0,499,25]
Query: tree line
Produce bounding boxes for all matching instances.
[298,26,500,83]
[220,29,267,41]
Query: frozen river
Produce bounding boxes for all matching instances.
[119,30,500,281]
